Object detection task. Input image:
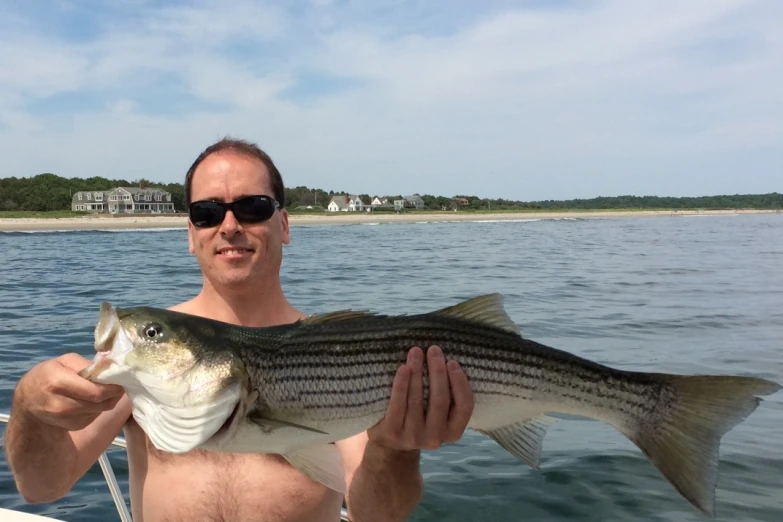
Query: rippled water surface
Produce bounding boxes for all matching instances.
[1,214,782,521]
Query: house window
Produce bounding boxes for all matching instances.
[78,193,83,200]
[87,193,91,200]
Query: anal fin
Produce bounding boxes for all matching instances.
[283,443,347,495]
[477,414,558,470]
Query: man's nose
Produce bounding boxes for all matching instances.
[219,210,242,236]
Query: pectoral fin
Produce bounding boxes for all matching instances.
[283,443,346,495]
[477,414,558,470]
[247,410,329,435]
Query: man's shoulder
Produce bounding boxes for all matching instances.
[168,299,199,315]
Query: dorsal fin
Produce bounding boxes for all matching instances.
[434,293,520,335]
[298,309,378,325]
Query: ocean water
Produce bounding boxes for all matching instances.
[1,214,781,521]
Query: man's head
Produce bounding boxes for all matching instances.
[185,137,290,293]
[185,138,285,209]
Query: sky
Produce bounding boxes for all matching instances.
[0,0,780,201]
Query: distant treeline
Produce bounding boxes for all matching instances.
[529,193,783,210]
[0,173,780,212]
[0,174,186,212]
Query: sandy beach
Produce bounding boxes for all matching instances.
[0,209,779,232]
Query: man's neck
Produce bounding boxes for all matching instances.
[194,279,304,327]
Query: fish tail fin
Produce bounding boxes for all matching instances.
[627,374,780,517]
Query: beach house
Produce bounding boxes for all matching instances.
[71,187,176,214]
[327,194,365,212]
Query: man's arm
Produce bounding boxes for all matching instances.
[4,353,130,503]
[337,345,475,522]
[338,432,423,522]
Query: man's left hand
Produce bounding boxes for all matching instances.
[368,345,475,451]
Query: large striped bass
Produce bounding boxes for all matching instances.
[79,294,780,516]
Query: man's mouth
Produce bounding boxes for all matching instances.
[216,247,255,257]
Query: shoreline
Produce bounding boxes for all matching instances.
[0,209,779,232]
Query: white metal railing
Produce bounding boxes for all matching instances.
[0,412,349,521]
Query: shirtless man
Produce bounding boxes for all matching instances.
[4,138,475,521]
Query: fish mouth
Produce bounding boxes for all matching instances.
[94,302,119,352]
[79,302,129,382]
[78,352,113,380]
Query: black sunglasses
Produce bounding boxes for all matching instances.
[189,195,280,228]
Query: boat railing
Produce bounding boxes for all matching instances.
[0,412,349,521]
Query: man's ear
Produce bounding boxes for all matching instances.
[187,220,195,253]
[280,208,291,245]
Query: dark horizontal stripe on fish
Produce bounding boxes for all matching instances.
[268,363,656,411]
[264,350,648,395]
[274,325,519,357]
[264,356,404,370]
[266,358,543,386]
[265,348,534,373]
[260,348,657,408]
[283,386,528,411]
[273,368,396,383]
[288,376,535,398]
[268,335,624,383]
[282,318,523,346]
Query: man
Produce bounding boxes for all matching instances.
[4,137,476,521]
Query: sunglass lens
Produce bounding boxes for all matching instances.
[234,196,275,223]
[190,202,224,228]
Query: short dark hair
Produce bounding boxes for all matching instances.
[184,137,285,208]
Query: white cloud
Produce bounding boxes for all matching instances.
[141,0,288,43]
[0,0,780,200]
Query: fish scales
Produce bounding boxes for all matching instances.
[231,319,662,426]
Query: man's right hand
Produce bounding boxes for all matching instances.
[15,353,125,431]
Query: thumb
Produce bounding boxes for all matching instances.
[58,352,94,371]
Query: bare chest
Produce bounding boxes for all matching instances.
[124,420,343,522]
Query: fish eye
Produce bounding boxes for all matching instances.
[143,323,163,339]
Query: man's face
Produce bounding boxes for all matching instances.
[187,151,290,290]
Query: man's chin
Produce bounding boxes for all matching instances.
[209,265,257,286]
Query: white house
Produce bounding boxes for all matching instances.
[71,187,175,214]
[327,194,365,212]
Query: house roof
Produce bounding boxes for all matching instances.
[329,194,366,207]
[328,195,350,209]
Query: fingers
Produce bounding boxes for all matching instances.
[39,354,126,406]
[384,365,411,435]
[369,345,474,453]
[403,347,425,436]
[53,369,125,404]
[445,359,474,443]
[424,346,450,448]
